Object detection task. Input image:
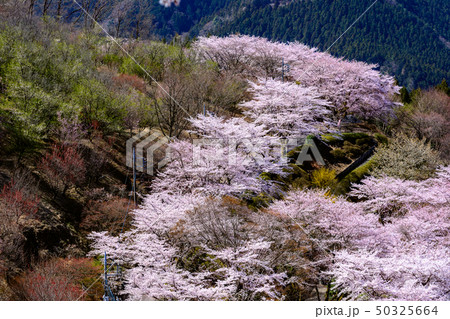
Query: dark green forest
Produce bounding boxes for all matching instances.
[211,0,450,89]
[26,0,450,89]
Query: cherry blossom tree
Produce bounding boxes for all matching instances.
[331,246,448,301]
[194,35,289,77]
[89,193,287,300]
[90,193,225,300]
[54,112,86,146]
[349,166,450,211]
[194,35,400,121]
[90,194,322,300]
[159,0,180,7]
[270,189,379,253]
[88,34,445,302]
[291,53,400,121]
[241,78,333,137]
[269,167,450,300]
[90,155,449,301]
[330,195,449,301]
[152,114,287,196]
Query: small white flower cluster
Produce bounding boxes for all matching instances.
[159,0,180,7]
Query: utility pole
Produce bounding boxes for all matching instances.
[103,252,121,301]
[104,253,108,299]
[132,146,137,207]
[103,252,117,301]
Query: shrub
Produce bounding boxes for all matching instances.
[0,170,40,274]
[400,89,450,161]
[14,258,102,301]
[371,134,440,180]
[342,141,363,158]
[101,54,124,68]
[341,132,369,144]
[311,168,336,189]
[80,197,130,235]
[0,170,39,235]
[39,144,86,195]
[355,137,371,146]
[321,134,343,145]
[374,133,388,145]
[330,149,347,161]
[292,176,311,189]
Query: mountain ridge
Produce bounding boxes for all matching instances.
[192,0,449,89]
[18,0,450,89]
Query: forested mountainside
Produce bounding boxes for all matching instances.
[208,0,450,90]
[23,0,450,89]
[1,1,449,301]
[19,1,450,88]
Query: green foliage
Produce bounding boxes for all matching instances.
[321,134,343,145]
[399,87,411,104]
[371,134,441,180]
[322,133,371,147]
[178,246,225,273]
[355,137,371,146]
[248,192,273,210]
[311,168,336,189]
[291,176,311,190]
[0,24,91,141]
[325,133,375,162]
[0,21,159,154]
[409,88,422,101]
[435,79,450,96]
[120,56,148,79]
[283,164,311,189]
[374,133,388,145]
[0,110,41,159]
[326,280,347,301]
[341,133,370,144]
[100,54,124,68]
[286,145,302,160]
[342,141,364,159]
[330,148,347,161]
[73,78,127,133]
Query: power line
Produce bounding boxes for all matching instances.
[71,0,192,119]
[76,260,117,301]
